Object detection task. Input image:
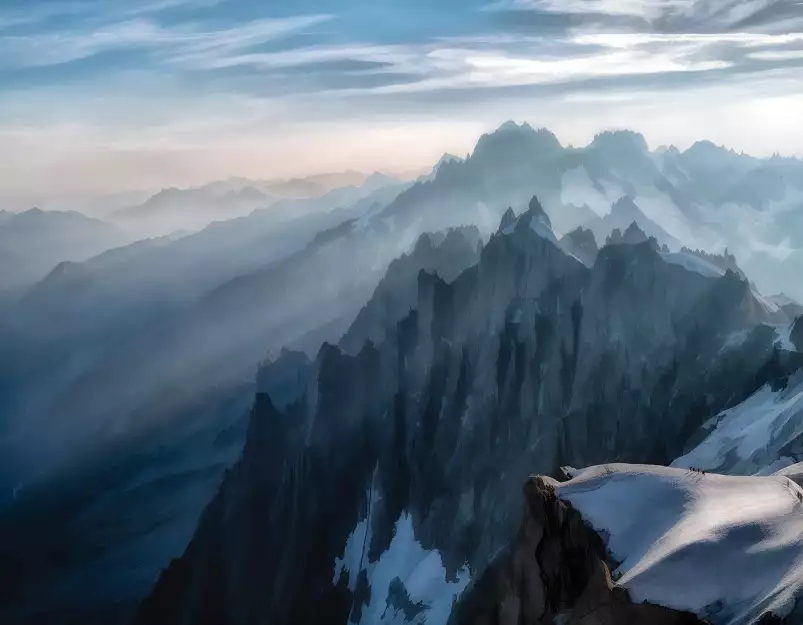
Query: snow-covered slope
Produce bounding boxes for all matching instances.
[333,491,470,625]
[499,196,559,244]
[672,374,803,476]
[772,321,798,351]
[661,250,725,278]
[557,464,803,624]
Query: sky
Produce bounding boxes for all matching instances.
[2,0,803,207]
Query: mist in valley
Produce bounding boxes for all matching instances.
[4,0,803,623]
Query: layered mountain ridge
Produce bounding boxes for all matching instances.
[4,121,803,625]
[136,197,801,625]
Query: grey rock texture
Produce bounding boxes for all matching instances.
[585,196,678,251]
[136,196,798,625]
[792,316,803,352]
[560,227,599,267]
[450,476,704,625]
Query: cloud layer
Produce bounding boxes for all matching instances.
[1,0,802,204]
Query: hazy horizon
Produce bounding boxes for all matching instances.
[2,0,803,208]
[5,4,803,623]
[5,120,803,212]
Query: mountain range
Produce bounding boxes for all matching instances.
[0,208,128,291]
[136,198,803,625]
[110,171,400,237]
[2,122,803,625]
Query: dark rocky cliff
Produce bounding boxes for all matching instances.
[136,197,796,625]
[450,476,704,625]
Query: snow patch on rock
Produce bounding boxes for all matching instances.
[334,498,470,625]
[773,323,798,351]
[557,464,803,624]
[661,251,724,278]
[672,375,803,475]
[530,213,558,244]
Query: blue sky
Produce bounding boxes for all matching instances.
[2,0,803,206]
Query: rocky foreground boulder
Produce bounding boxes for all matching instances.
[450,475,703,625]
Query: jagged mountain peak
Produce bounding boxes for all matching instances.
[623,220,648,240]
[496,196,557,244]
[684,139,727,155]
[497,206,517,233]
[518,195,554,236]
[436,152,463,167]
[420,153,465,182]
[496,119,533,133]
[611,194,640,215]
[413,231,437,254]
[563,226,598,249]
[596,234,660,270]
[526,194,549,219]
[136,189,797,625]
[587,195,678,252]
[560,226,599,267]
[680,140,750,172]
[590,129,649,155]
[605,220,652,247]
[656,144,681,156]
[472,122,562,163]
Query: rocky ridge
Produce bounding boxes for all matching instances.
[135,196,801,625]
[450,475,704,625]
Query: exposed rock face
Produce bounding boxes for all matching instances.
[551,464,803,625]
[137,196,796,625]
[341,226,482,354]
[792,316,803,352]
[450,476,704,625]
[255,348,312,409]
[605,221,657,248]
[769,295,803,321]
[136,347,384,625]
[560,227,599,267]
[498,207,517,233]
[680,246,744,277]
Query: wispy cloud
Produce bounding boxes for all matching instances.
[0,13,332,69]
[487,0,803,35]
[165,29,802,98]
[0,0,224,32]
[1,0,803,201]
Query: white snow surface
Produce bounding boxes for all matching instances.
[769,293,801,309]
[754,292,783,316]
[556,464,803,624]
[775,462,803,484]
[672,374,803,476]
[333,490,470,625]
[530,213,558,244]
[501,212,558,245]
[772,323,797,351]
[661,250,724,278]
